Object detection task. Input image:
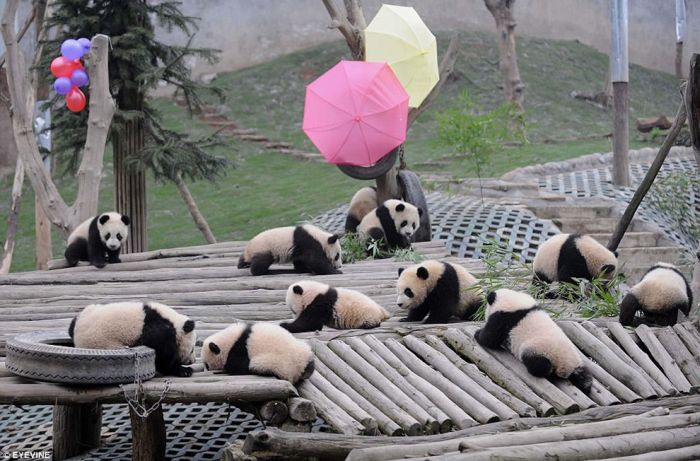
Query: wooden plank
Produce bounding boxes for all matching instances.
[635,325,693,393]
[582,356,641,403]
[655,327,700,387]
[673,323,700,359]
[296,379,364,435]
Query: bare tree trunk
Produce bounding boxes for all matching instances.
[0,158,24,274]
[692,248,700,317]
[114,117,147,253]
[612,81,630,187]
[1,0,115,235]
[484,0,524,110]
[35,195,52,269]
[175,173,216,244]
[676,42,684,80]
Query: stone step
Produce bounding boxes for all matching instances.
[530,204,614,219]
[551,217,644,234]
[589,232,658,248]
[618,246,685,268]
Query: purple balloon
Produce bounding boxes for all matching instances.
[71,69,89,87]
[78,37,91,51]
[61,39,84,60]
[53,77,72,95]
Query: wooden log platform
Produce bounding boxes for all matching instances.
[3,239,700,460]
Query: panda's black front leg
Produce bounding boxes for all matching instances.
[107,248,122,264]
[87,239,108,268]
[400,303,430,322]
[303,254,341,275]
[171,363,194,377]
[474,315,509,349]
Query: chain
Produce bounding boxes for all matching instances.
[119,349,171,418]
[398,144,407,170]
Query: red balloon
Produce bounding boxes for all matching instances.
[50,56,81,78]
[65,87,86,112]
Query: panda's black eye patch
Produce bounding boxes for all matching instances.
[105,233,111,239]
[404,288,414,298]
[116,233,122,241]
[412,223,416,229]
[335,254,340,261]
[401,220,408,227]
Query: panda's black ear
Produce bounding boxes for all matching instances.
[293,285,303,295]
[398,267,405,276]
[418,207,423,217]
[613,250,619,258]
[121,215,130,226]
[99,214,110,225]
[601,264,616,275]
[417,266,429,280]
[208,342,221,355]
[487,291,497,305]
[183,320,195,333]
[328,235,339,244]
[395,203,406,212]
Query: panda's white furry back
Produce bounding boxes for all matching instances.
[345,187,378,233]
[475,288,592,394]
[358,199,421,250]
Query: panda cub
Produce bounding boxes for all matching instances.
[201,322,315,384]
[619,262,693,327]
[238,224,342,276]
[358,199,422,250]
[345,187,378,233]
[64,212,130,268]
[475,288,592,394]
[69,301,196,377]
[532,233,618,294]
[282,280,390,333]
[396,260,483,323]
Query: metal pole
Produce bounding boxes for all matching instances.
[676,0,687,80]
[610,0,630,187]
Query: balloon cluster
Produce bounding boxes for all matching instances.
[50,38,91,112]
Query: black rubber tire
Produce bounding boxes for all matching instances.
[398,169,431,242]
[6,331,156,385]
[337,146,399,180]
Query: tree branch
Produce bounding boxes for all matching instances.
[408,33,460,127]
[322,0,363,60]
[0,158,24,274]
[175,173,217,244]
[70,34,116,225]
[344,0,366,31]
[2,0,70,232]
[0,3,36,69]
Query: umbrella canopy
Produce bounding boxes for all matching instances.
[302,60,408,167]
[365,4,439,108]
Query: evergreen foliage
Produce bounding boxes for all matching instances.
[40,0,228,182]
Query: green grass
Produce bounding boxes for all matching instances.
[0,31,681,272]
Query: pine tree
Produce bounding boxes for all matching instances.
[41,0,227,251]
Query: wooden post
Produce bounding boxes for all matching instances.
[676,0,687,80]
[607,98,686,252]
[610,0,630,187]
[35,154,52,270]
[52,403,102,460]
[129,404,166,461]
[484,0,525,110]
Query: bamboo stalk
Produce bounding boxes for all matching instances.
[403,335,518,420]
[312,340,419,435]
[361,335,476,430]
[655,327,700,387]
[296,380,363,435]
[635,325,693,393]
[559,321,657,398]
[608,322,678,395]
[344,337,452,433]
[327,340,439,434]
[422,335,535,417]
[384,338,499,424]
[444,328,555,416]
[582,321,668,396]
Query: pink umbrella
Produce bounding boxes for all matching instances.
[302,60,409,167]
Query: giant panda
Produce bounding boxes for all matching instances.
[358,199,422,251]
[475,288,592,394]
[281,280,390,333]
[619,262,693,327]
[201,322,315,384]
[396,260,483,323]
[345,186,378,233]
[64,212,130,268]
[532,233,618,294]
[237,224,342,276]
[69,301,196,377]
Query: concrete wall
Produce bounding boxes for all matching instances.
[159,0,696,76]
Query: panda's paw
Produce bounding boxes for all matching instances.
[473,329,482,342]
[399,317,410,322]
[174,365,194,377]
[92,261,106,269]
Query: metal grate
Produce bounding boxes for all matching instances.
[0,403,331,460]
[540,156,699,256]
[314,192,559,263]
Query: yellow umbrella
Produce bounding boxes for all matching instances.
[364,4,439,108]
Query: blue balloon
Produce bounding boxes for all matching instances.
[71,69,89,87]
[78,37,91,51]
[61,39,84,60]
[53,77,72,95]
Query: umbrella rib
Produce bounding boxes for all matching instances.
[386,7,424,48]
[341,63,360,115]
[357,123,375,166]
[365,30,419,57]
[328,121,361,164]
[307,86,355,118]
